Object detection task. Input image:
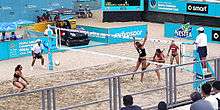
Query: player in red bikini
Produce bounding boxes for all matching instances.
[167,40,180,65]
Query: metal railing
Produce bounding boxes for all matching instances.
[0,58,220,110]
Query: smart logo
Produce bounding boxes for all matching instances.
[150,0,157,8]
[175,23,192,38]
[212,30,220,42]
[187,3,208,14]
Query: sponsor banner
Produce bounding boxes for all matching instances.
[148,0,220,17]
[149,0,185,13]
[107,25,147,44]
[174,23,192,38]
[165,22,220,44]
[186,3,208,14]
[0,37,57,60]
[212,30,220,41]
[102,0,144,11]
[78,24,147,44]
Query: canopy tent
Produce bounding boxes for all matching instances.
[14,20,35,27]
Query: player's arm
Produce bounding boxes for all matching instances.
[167,45,171,56]
[20,74,29,85]
[31,46,35,57]
[132,36,137,48]
[141,35,147,46]
[41,44,44,54]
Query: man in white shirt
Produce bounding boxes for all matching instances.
[194,27,208,69]
[31,39,44,69]
[212,80,220,109]
[201,82,218,109]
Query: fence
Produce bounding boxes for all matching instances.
[0,58,220,110]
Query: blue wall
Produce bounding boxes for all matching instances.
[0,0,101,22]
[148,0,220,17]
[165,22,220,44]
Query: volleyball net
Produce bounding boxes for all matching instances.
[46,25,196,67]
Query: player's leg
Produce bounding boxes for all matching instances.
[131,59,141,80]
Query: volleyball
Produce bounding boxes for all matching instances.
[54,60,60,66]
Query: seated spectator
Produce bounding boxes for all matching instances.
[10,32,17,40]
[212,80,220,95]
[78,4,86,18]
[36,16,42,23]
[41,13,47,21]
[54,14,61,22]
[85,5,92,18]
[212,80,220,109]
[121,95,142,110]
[190,91,214,110]
[45,12,51,21]
[158,101,168,110]
[1,32,6,41]
[190,92,202,102]
[201,82,218,109]
[63,20,71,29]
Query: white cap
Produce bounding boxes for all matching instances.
[197,27,204,31]
[35,39,41,43]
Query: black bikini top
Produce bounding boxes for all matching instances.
[14,73,20,79]
[136,48,146,57]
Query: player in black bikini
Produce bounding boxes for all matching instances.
[13,65,29,92]
[131,36,150,82]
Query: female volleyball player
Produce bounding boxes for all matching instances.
[131,36,150,82]
[13,65,29,92]
[152,49,165,81]
[167,40,179,65]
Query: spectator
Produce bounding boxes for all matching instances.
[36,16,42,23]
[190,92,202,102]
[41,13,47,21]
[158,101,168,110]
[1,32,6,41]
[190,91,214,110]
[11,32,17,40]
[121,95,142,110]
[63,20,71,29]
[212,80,220,109]
[85,5,92,18]
[54,14,61,22]
[213,80,220,95]
[78,4,86,18]
[201,83,218,109]
[45,12,51,21]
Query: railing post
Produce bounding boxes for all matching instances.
[41,90,46,110]
[169,67,173,105]
[47,89,52,110]
[113,78,118,110]
[216,58,220,80]
[52,89,56,110]
[173,66,177,103]
[109,79,113,110]
[117,77,122,109]
[165,68,169,104]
